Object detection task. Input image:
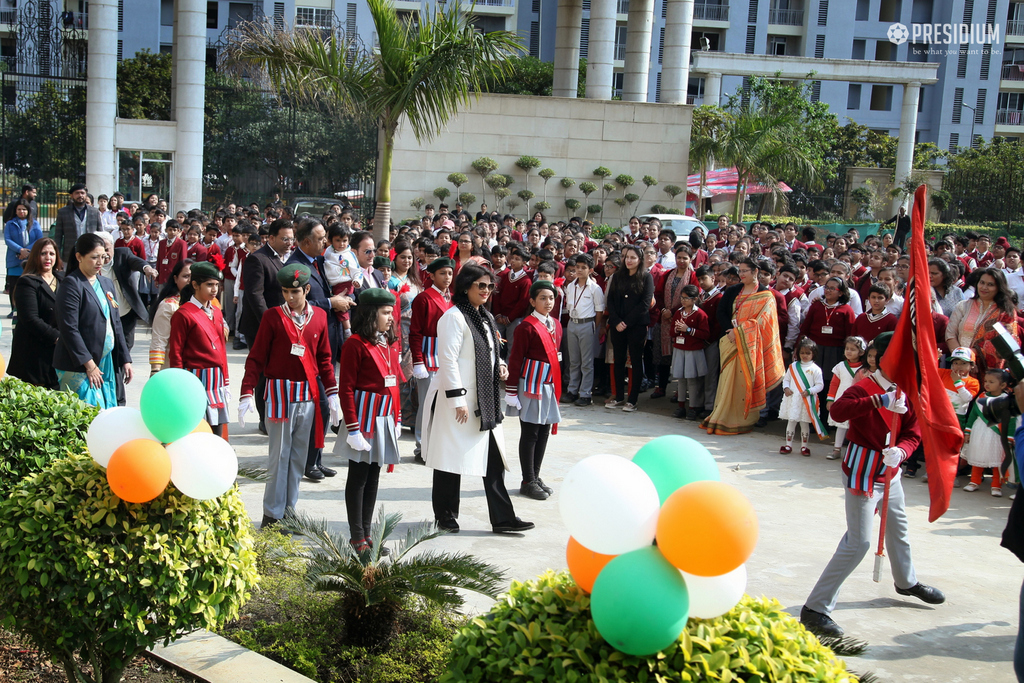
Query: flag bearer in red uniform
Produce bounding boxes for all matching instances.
[409,258,454,461]
[335,288,404,553]
[801,332,946,638]
[167,261,231,439]
[504,280,563,501]
[238,264,340,530]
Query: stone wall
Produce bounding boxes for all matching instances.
[385,93,692,224]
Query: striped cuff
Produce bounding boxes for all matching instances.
[324,386,339,396]
[345,421,359,432]
[149,350,166,365]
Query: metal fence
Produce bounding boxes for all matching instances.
[942,166,1024,225]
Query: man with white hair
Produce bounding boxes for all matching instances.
[97,229,158,364]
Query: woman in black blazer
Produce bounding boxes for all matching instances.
[53,233,133,408]
[604,244,655,412]
[8,238,64,389]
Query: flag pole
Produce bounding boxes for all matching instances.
[874,410,901,582]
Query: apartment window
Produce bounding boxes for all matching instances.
[963,0,973,23]
[847,83,861,109]
[976,89,987,123]
[952,86,964,123]
[117,39,123,62]
[693,31,721,51]
[274,2,285,30]
[910,0,932,23]
[612,72,624,98]
[980,45,992,79]
[869,84,893,110]
[228,2,254,28]
[748,0,759,22]
[855,0,869,20]
[770,35,789,55]
[814,34,825,58]
[745,25,757,53]
[160,0,173,26]
[851,39,865,59]
[658,26,665,63]
[949,132,960,150]
[875,40,893,61]
[907,43,928,62]
[296,7,332,27]
[207,1,218,28]
[118,0,124,31]
[879,0,900,22]
[580,18,590,59]
[529,21,540,56]
[811,80,821,101]
[615,25,627,61]
[656,71,662,102]
[817,0,828,25]
[957,46,968,78]
[532,0,540,11]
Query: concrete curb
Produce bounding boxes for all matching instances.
[149,629,316,683]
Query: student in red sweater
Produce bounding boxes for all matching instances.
[114,220,146,260]
[409,258,454,461]
[801,332,945,639]
[491,246,533,351]
[167,261,230,439]
[696,265,724,419]
[671,284,710,420]
[505,280,563,501]
[185,224,208,261]
[335,288,404,554]
[799,276,857,424]
[156,219,189,285]
[852,283,898,344]
[238,264,339,529]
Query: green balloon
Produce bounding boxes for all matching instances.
[633,435,720,504]
[140,369,208,443]
[591,546,689,656]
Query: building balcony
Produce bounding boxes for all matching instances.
[616,0,629,14]
[687,94,699,104]
[995,108,1024,126]
[768,8,803,25]
[614,43,625,60]
[59,11,87,30]
[693,3,729,22]
[1002,63,1024,88]
[1008,19,1024,38]
[0,8,15,25]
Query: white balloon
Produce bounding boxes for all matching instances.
[166,433,239,500]
[87,407,158,467]
[558,454,661,555]
[681,564,747,619]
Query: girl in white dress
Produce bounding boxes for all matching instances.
[963,368,1015,497]
[825,336,867,461]
[779,338,825,457]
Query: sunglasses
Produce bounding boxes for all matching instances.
[472,282,495,292]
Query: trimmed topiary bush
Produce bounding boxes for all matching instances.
[441,571,859,683]
[0,452,258,683]
[0,377,99,495]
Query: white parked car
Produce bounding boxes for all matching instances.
[637,214,707,238]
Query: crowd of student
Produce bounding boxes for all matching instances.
[4,186,1021,545]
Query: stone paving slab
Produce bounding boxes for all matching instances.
[149,629,316,683]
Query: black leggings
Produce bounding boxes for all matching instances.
[519,422,551,484]
[610,325,647,404]
[345,460,381,541]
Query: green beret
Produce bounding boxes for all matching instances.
[373,256,394,270]
[530,279,556,298]
[358,287,396,307]
[189,261,222,282]
[277,263,311,288]
[426,257,456,274]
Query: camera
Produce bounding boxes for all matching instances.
[977,322,1024,424]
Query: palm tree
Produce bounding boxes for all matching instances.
[226,0,522,241]
[688,105,730,220]
[279,508,506,648]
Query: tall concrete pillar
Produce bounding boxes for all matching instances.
[553,0,583,98]
[585,0,615,99]
[704,72,722,106]
[173,0,207,211]
[622,0,654,101]
[893,81,921,214]
[85,0,118,194]
[660,0,693,104]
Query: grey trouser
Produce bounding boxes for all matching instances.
[263,400,315,520]
[234,289,245,341]
[222,278,236,334]
[415,372,436,452]
[496,317,524,358]
[567,319,597,397]
[703,341,721,411]
[677,377,704,409]
[805,471,917,615]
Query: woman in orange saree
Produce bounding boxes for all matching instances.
[702,258,784,435]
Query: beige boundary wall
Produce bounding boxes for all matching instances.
[386,93,693,224]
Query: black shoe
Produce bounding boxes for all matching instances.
[318,464,337,477]
[895,582,945,605]
[304,467,325,481]
[493,517,535,533]
[904,467,917,479]
[232,340,247,350]
[536,478,554,495]
[573,396,593,407]
[258,421,268,436]
[414,452,426,464]
[673,406,687,418]
[686,409,699,421]
[436,518,460,533]
[520,480,549,500]
[698,409,712,419]
[260,515,280,530]
[800,606,844,637]
[754,417,768,428]
[560,392,578,404]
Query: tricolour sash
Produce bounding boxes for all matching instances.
[789,363,828,439]
[522,315,562,434]
[422,336,440,372]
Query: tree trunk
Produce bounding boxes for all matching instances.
[756,192,768,220]
[373,127,395,244]
[698,168,707,220]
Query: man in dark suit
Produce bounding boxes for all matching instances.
[239,218,293,429]
[54,183,102,267]
[286,216,354,481]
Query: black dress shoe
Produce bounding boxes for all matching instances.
[800,606,844,637]
[895,582,945,604]
[573,396,593,407]
[260,515,280,530]
[493,517,535,533]
[673,406,687,418]
[754,417,768,428]
[560,392,578,404]
[258,421,268,436]
[304,467,325,481]
[232,340,247,350]
[436,518,460,533]
[536,478,554,495]
[520,480,549,500]
[318,464,337,477]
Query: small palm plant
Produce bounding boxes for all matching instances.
[279,508,506,648]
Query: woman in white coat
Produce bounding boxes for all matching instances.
[422,263,535,534]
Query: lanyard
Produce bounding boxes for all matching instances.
[375,339,393,376]
[821,301,840,327]
[571,281,589,312]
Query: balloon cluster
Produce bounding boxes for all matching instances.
[559,435,758,657]
[86,369,239,503]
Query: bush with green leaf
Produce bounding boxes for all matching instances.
[594,166,612,179]
[0,453,258,683]
[434,187,451,202]
[0,377,99,495]
[410,197,425,211]
[458,192,476,207]
[534,201,551,212]
[442,571,859,683]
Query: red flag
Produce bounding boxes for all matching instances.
[880,185,964,522]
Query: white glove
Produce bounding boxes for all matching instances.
[412,364,429,380]
[328,394,341,427]
[347,431,371,451]
[884,390,908,414]
[505,394,522,411]
[238,396,254,427]
[882,446,905,468]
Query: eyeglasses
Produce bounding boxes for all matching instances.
[363,248,375,255]
[473,282,495,292]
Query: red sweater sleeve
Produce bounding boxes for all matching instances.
[338,340,365,432]
[166,309,188,370]
[505,320,530,395]
[409,293,428,365]
[827,375,841,401]
[313,310,337,394]
[240,313,276,398]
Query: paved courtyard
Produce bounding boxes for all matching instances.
[1,302,1019,682]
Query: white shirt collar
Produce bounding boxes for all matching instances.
[190,296,212,312]
[872,369,894,391]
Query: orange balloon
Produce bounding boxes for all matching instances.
[656,481,758,577]
[191,420,213,434]
[106,439,172,503]
[566,536,617,593]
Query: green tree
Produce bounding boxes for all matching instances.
[5,82,86,182]
[638,174,658,211]
[560,176,576,203]
[410,196,425,210]
[480,55,586,97]
[116,50,172,120]
[579,181,598,220]
[688,105,731,219]
[663,184,683,209]
[538,168,555,204]
[458,192,476,207]
[447,172,468,201]
[226,0,522,240]
[946,138,1024,226]
[472,157,500,205]
[516,155,541,194]
[565,197,581,220]
[433,187,451,202]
